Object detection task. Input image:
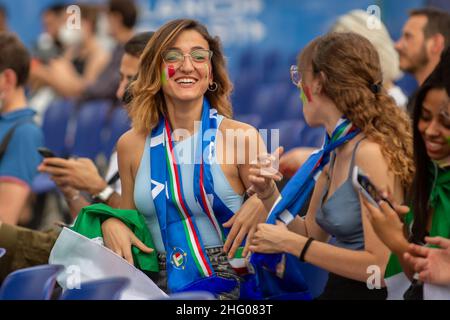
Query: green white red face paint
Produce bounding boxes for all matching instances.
[161,64,176,85]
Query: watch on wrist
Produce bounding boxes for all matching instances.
[93,185,115,203]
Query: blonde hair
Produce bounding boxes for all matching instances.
[299,33,414,188]
[129,19,233,135]
[331,10,402,83]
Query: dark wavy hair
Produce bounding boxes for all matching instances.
[410,46,450,243]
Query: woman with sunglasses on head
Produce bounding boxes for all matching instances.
[100,19,267,299]
[363,48,450,299]
[248,32,414,300]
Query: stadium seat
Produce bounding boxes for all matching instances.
[31,172,56,195]
[284,90,304,121]
[300,126,325,148]
[166,291,216,300]
[101,106,130,160]
[234,113,263,129]
[60,277,130,300]
[265,119,305,152]
[41,98,74,157]
[253,83,291,122]
[0,264,64,300]
[0,248,5,259]
[70,99,111,161]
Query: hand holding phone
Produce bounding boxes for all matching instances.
[352,166,394,209]
[38,147,56,158]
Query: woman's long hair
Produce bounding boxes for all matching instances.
[129,19,233,134]
[410,47,450,243]
[298,32,414,188]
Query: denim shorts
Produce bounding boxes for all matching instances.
[149,246,242,300]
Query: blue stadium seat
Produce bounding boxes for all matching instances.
[0,248,5,258]
[232,71,261,114]
[60,277,130,300]
[31,172,56,195]
[0,264,64,300]
[284,90,304,121]
[253,83,291,123]
[265,119,305,152]
[101,106,130,160]
[166,291,216,300]
[234,113,263,129]
[300,126,325,148]
[41,98,74,157]
[71,100,111,161]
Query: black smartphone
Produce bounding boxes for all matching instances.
[352,166,394,209]
[38,147,56,158]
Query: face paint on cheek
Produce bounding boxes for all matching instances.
[161,65,176,85]
[303,86,312,102]
[300,90,307,105]
[446,136,450,146]
[301,84,313,103]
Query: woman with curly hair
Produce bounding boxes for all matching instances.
[247,32,414,300]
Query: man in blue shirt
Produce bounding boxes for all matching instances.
[0,32,44,225]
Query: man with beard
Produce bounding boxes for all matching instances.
[395,7,450,114]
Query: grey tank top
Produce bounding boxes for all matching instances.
[315,139,365,250]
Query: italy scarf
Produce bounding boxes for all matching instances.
[150,98,240,294]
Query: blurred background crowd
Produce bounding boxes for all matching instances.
[0,0,448,229]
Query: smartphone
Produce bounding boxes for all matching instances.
[38,147,56,158]
[352,166,394,209]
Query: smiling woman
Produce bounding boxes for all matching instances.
[100,19,268,299]
[363,47,450,300]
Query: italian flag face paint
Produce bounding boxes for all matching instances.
[161,64,176,85]
[446,136,450,146]
[300,83,313,105]
[302,84,313,103]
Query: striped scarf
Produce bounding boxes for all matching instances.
[150,98,240,294]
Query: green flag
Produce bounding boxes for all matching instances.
[71,203,159,272]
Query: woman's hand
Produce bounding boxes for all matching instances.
[101,217,153,265]
[248,147,284,200]
[404,237,450,286]
[223,195,267,259]
[249,221,300,255]
[362,197,410,255]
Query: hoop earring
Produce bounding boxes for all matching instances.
[208,82,218,92]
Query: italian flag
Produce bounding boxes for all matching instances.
[229,247,248,276]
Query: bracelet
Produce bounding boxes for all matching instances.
[299,237,314,262]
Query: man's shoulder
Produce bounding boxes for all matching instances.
[11,120,43,142]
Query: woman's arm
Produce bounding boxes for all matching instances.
[251,140,396,283]
[221,119,271,258]
[102,130,152,264]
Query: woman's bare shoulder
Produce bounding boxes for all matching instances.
[117,128,147,153]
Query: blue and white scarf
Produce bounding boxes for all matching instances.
[150,98,237,293]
